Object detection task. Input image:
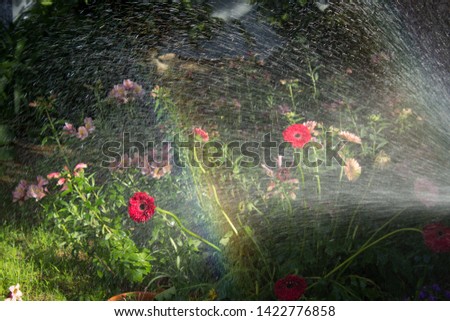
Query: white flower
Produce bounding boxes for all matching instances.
[5,284,23,301]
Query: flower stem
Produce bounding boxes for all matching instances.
[296,152,307,208]
[157,207,221,252]
[312,146,321,199]
[211,183,239,236]
[44,109,70,167]
[193,145,206,174]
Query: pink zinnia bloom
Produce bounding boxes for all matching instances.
[193,127,209,142]
[12,180,28,204]
[76,126,89,140]
[303,121,319,136]
[84,117,95,133]
[339,131,362,144]
[344,158,361,182]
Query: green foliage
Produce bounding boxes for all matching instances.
[44,168,152,284]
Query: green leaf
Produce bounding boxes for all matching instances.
[169,237,178,252]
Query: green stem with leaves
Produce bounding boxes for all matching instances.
[157,207,221,252]
[312,146,321,199]
[44,109,70,167]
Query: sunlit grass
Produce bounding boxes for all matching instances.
[0,225,113,300]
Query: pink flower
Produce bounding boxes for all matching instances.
[339,131,362,144]
[47,172,61,179]
[123,79,134,89]
[84,117,95,133]
[26,184,46,201]
[109,80,144,104]
[12,180,28,204]
[344,158,361,182]
[193,127,209,142]
[63,123,76,136]
[76,126,89,140]
[74,163,87,176]
[303,121,319,136]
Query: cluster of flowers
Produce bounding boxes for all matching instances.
[4,284,22,301]
[283,122,362,181]
[423,223,450,253]
[12,164,87,204]
[262,122,362,200]
[63,117,95,141]
[108,79,144,104]
[12,176,48,203]
[109,145,172,180]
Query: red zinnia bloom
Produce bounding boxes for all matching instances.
[274,275,307,301]
[128,192,156,223]
[423,223,450,253]
[283,124,311,148]
[193,127,209,142]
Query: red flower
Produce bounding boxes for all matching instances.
[283,124,311,148]
[274,275,307,300]
[128,192,156,223]
[423,223,450,253]
[193,127,209,142]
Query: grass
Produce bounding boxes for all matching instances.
[0,224,114,300]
